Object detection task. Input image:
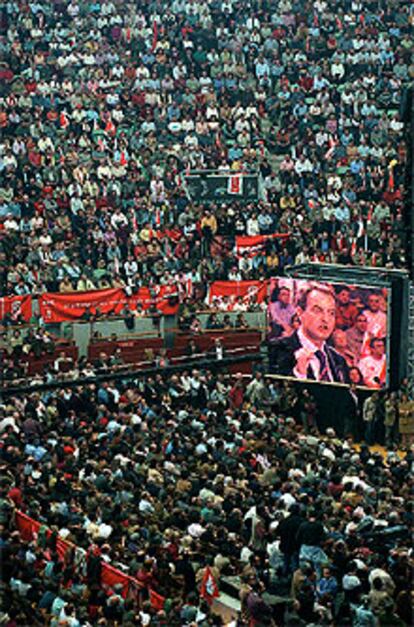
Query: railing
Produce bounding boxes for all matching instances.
[0,350,263,396]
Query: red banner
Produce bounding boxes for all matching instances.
[39,286,181,323]
[15,510,41,541]
[227,174,243,195]
[39,288,126,323]
[209,280,268,310]
[130,284,180,316]
[0,295,32,322]
[14,510,165,607]
[235,234,290,258]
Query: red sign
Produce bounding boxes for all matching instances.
[0,295,32,322]
[235,234,290,258]
[39,286,181,323]
[200,566,220,604]
[209,280,268,310]
[130,284,180,316]
[39,288,126,323]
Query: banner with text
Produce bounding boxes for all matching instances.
[39,286,181,323]
[209,280,268,310]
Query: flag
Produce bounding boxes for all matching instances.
[60,111,69,129]
[235,234,289,258]
[105,119,116,136]
[151,20,158,52]
[387,161,397,192]
[227,174,243,195]
[149,589,165,611]
[200,566,219,605]
[155,207,161,227]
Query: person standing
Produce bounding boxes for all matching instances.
[343,383,360,440]
[296,510,327,578]
[362,393,379,445]
[384,392,398,448]
[398,393,414,450]
[278,503,304,575]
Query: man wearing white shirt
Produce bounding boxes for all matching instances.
[358,338,386,388]
[363,293,387,338]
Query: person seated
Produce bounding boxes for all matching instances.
[206,312,223,330]
[235,313,249,329]
[222,314,234,329]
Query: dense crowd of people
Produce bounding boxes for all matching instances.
[0,0,413,299]
[0,372,413,626]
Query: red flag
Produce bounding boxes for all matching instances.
[105,119,116,136]
[387,166,395,192]
[227,174,243,195]
[235,234,289,258]
[200,566,219,605]
[151,20,158,52]
[59,112,69,129]
[0,295,32,322]
[149,589,165,611]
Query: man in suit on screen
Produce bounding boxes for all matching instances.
[269,284,350,384]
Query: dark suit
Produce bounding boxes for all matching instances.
[269,330,350,384]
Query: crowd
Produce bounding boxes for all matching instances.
[0,371,413,626]
[0,0,413,300]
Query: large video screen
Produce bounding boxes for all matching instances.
[267,278,390,389]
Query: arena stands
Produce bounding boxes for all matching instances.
[0,0,413,299]
[0,0,413,625]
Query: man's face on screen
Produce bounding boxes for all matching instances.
[300,290,336,345]
[367,294,381,312]
[371,340,385,359]
[279,288,290,305]
[337,289,350,305]
[355,315,368,332]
